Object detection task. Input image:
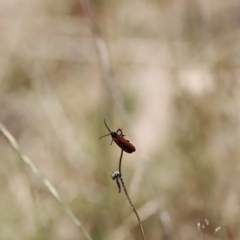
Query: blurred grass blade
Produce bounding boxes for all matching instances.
[0,122,93,240]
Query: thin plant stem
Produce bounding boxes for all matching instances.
[78,0,129,125]
[118,150,146,240]
[118,149,124,175]
[0,122,93,240]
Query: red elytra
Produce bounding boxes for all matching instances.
[99,120,136,154]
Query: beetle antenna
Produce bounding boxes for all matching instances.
[104,119,112,133]
[99,120,113,140]
[99,133,111,140]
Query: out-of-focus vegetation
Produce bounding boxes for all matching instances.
[0,0,240,239]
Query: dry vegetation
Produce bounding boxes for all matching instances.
[0,0,240,239]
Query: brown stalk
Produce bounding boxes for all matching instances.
[112,150,146,240]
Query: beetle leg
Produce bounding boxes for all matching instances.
[116,129,125,137]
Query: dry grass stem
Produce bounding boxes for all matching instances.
[0,122,93,240]
[78,0,128,123]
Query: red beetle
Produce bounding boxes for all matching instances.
[99,119,136,154]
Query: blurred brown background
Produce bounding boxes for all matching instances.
[0,0,240,239]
